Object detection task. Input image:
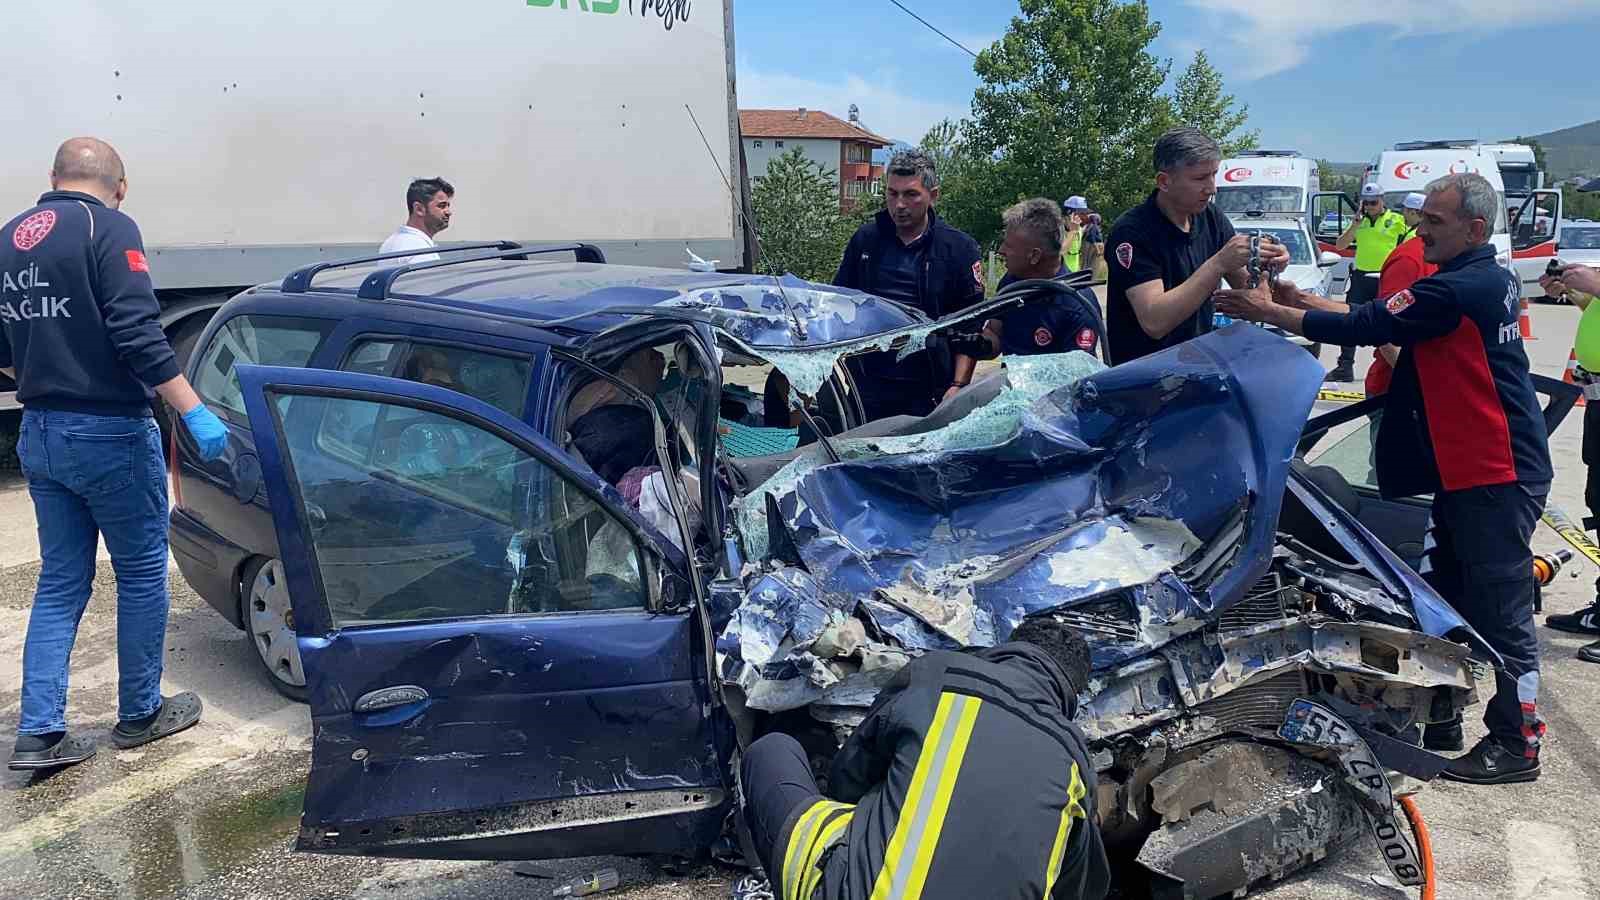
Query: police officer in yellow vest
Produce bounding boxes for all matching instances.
[1328,183,1410,382]
[736,617,1110,900]
[1542,252,1600,665]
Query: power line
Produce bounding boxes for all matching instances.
[885,0,978,59]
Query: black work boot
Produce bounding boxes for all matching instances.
[1546,603,1600,635]
[1324,365,1355,383]
[1423,719,1464,753]
[1577,639,1600,665]
[1440,736,1540,785]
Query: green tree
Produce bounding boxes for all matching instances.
[749,147,851,283]
[1171,50,1258,156]
[1316,159,1363,199]
[959,0,1175,247]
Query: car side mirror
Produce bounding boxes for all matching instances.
[1318,252,1342,268]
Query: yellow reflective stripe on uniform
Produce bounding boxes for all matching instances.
[1041,762,1089,896]
[868,692,983,900]
[797,809,855,900]
[783,801,837,900]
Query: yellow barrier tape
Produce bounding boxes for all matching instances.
[1317,389,1366,404]
[1542,502,1600,568]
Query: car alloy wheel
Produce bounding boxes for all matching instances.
[245,558,308,701]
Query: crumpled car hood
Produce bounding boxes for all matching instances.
[660,275,925,348]
[717,324,1487,712]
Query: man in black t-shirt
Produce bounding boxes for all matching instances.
[1105,128,1287,365]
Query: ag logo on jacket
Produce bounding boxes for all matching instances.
[12,210,56,252]
[1385,290,1415,315]
[1115,242,1134,270]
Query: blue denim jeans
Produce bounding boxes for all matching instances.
[16,409,170,735]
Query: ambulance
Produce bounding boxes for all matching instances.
[1214,150,1321,216]
[1366,142,1564,297]
[1362,142,1524,274]
[1215,151,1353,292]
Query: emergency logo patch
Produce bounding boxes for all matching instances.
[1076,328,1096,350]
[1034,327,1054,348]
[12,210,56,252]
[1385,290,1415,315]
[125,250,150,273]
[1115,242,1134,270]
[972,261,985,290]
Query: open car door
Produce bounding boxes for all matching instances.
[236,364,728,861]
[1297,372,1581,569]
[1512,190,1564,299]
[1311,191,1359,296]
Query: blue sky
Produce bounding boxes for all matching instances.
[734,1,1599,163]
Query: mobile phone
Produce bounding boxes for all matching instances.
[1547,258,1565,279]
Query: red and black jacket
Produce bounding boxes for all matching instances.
[1303,244,1552,499]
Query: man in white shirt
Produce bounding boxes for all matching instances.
[379,177,454,263]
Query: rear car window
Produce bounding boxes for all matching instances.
[274,392,646,624]
[341,339,530,418]
[194,315,334,418]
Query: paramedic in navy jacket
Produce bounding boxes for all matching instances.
[1217,173,1553,786]
[4,138,228,773]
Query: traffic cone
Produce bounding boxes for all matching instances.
[1520,297,1536,341]
[1565,350,1586,408]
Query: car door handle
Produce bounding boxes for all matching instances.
[353,685,429,712]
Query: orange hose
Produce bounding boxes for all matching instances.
[1399,795,1437,900]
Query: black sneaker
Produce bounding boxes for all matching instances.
[1324,366,1355,383]
[1578,640,1600,665]
[1423,720,1464,752]
[1546,604,1600,635]
[1440,737,1540,785]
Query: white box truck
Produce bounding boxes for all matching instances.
[0,0,750,407]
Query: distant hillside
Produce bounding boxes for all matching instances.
[1321,162,1367,178]
[1525,119,1600,180]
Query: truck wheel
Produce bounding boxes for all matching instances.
[242,556,309,702]
[158,314,214,447]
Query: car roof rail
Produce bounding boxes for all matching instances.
[355,244,607,301]
[280,242,528,294]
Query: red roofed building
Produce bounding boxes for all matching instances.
[740,106,893,210]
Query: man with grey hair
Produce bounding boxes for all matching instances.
[835,148,985,418]
[1104,126,1288,364]
[1215,172,1553,786]
[948,199,1102,363]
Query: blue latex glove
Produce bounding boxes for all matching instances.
[181,404,229,461]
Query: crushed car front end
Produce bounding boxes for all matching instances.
[713,321,1483,895]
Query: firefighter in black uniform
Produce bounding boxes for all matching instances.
[834,149,985,419]
[946,199,1104,370]
[1217,172,1553,785]
[738,617,1110,900]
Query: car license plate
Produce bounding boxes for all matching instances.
[1279,698,1426,887]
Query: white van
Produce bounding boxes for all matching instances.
[1367,142,1517,272]
[1214,151,1320,217]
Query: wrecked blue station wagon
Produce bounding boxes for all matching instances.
[169,243,1573,898]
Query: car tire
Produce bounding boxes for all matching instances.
[242,556,309,702]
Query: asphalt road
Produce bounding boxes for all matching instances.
[1,302,1598,899]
